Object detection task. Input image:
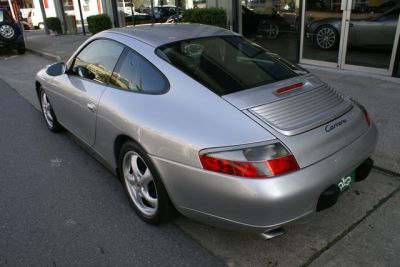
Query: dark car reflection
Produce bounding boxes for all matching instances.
[125,5,179,24]
[242,5,294,39]
[307,6,400,50]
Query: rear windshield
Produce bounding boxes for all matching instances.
[157,36,298,96]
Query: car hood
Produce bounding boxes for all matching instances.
[223,74,369,168]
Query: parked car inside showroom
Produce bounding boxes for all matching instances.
[242,5,292,39]
[35,24,377,238]
[0,7,25,54]
[307,5,400,50]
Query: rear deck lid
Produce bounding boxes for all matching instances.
[223,74,353,136]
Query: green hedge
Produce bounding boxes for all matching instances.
[182,8,226,28]
[45,17,62,34]
[87,14,112,34]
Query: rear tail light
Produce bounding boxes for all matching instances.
[199,142,299,178]
[363,110,371,127]
[350,99,371,127]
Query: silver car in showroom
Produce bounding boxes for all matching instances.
[35,24,377,237]
[308,6,400,50]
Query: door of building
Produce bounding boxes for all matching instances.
[300,0,400,75]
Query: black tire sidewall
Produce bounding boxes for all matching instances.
[0,22,18,42]
[39,88,62,132]
[118,141,175,224]
[17,45,25,55]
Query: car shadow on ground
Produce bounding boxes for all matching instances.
[0,50,23,57]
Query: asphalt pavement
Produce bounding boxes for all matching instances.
[0,78,223,266]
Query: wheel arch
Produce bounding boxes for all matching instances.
[114,135,136,171]
[35,81,42,101]
[315,24,340,34]
[113,134,178,210]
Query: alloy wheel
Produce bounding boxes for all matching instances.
[265,23,279,39]
[0,25,15,39]
[316,27,336,49]
[41,91,54,128]
[123,151,158,217]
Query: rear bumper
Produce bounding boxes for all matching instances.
[151,123,378,233]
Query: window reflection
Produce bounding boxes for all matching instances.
[242,0,300,62]
[72,40,124,83]
[110,50,167,93]
[345,4,400,69]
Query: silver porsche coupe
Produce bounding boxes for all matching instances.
[35,24,377,237]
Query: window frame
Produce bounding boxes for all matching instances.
[108,47,170,95]
[67,38,125,85]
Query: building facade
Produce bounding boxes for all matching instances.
[3,0,400,77]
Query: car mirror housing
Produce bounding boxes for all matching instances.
[46,62,66,76]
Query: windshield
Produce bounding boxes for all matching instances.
[157,36,298,96]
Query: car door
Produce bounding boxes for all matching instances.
[94,47,169,161]
[355,7,399,46]
[49,39,124,146]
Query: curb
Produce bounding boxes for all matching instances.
[302,64,400,84]
[26,47,62,62]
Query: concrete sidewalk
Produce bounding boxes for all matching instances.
[24,30,90,62]
[24,29,400,175]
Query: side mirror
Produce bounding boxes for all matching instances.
[46,62,66,76]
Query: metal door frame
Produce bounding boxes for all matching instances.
[300,0,400,76]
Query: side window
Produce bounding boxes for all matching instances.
[0,10,12,22]
[71,39,124,83]
[110,49,167,94]
[378,8,400,21]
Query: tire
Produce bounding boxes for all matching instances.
[258,23,280,40]
[39,88,62,132]
[118,141,176,224]
[17,46,26,55]
[314,25,339,50]
[0,22,18,42]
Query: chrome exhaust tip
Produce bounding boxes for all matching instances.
[260,227,285,240]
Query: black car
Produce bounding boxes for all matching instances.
[242,5,291,39]
[0,8,25,54]
[150,6,180,23]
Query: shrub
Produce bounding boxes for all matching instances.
[87,14,112,34]
[182,7,226,28]
[45,17,62,34]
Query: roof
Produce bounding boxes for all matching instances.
[107,23,239,47]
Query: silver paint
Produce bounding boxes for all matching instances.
[36,24,378,233]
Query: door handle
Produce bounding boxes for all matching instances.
[87,103,97,113]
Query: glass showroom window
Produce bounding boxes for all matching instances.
[242,0,300,63]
